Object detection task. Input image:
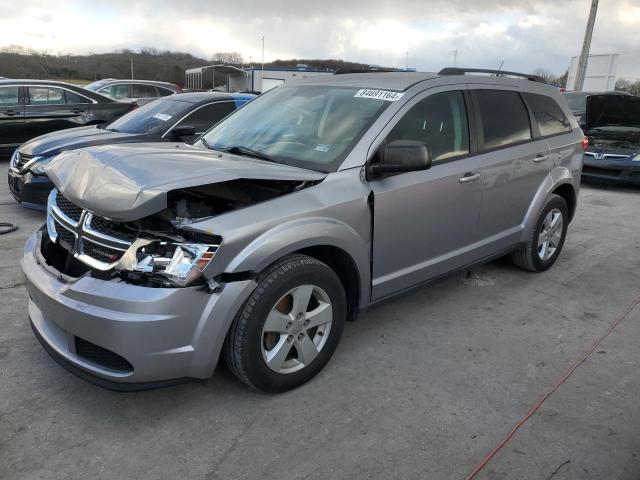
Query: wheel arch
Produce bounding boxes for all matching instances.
[551,182,577,222]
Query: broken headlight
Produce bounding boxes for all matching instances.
[128,242,218,286]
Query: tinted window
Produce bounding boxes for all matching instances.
[476,90,531,149]
[105,98,188,134]
[523,93,571,136]
[563,92,587,112]
[177,101,236,134]
[157,87,174,97]
[99,84,129,99]
[64,90,91,104]
[28,87,65,105]
[0,86,19,106]
[132,84,159,98]
[387,90,469,163]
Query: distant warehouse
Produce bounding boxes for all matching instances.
[185,64,334,93]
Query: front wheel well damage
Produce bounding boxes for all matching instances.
[296,246,361,322]
[551,183,577,222]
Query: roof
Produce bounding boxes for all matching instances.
[87,78,180,90]
[169,92,256,104]
[0,78,113,102]
[293,72,439,91]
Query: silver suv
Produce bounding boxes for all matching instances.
[22,68,585,392]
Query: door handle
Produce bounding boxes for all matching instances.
[533,154,548,163]
[4,110,17,116]
[459,172,481,184]
[71,108,84,114]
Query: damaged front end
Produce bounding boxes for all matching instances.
[43,177,316,288]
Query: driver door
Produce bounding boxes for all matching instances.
[370,86,484,299]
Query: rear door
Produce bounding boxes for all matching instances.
[24,86,89,139]
[469,86,551,250]
[0,85,25,155]
[370,86,484,299]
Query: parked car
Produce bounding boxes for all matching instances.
[8,92,255,209]
[563,90,632,128]
[22,69,584,393]
[0,79,135,161]
[85,79,182,105]
[581,93,640,185]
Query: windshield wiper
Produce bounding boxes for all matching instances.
[224,145,275,163]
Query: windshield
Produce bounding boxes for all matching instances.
[563,92,588,112]
[85,80,109,92]
[105,99,188,134]
[202,85,393,172]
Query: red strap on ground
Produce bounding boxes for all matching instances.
[464,293,640,480]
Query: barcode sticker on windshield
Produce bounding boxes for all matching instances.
[354,89,404,102]
[152,113,172,121]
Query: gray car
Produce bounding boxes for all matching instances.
[22,69,585,392]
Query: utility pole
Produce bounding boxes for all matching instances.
[453,48,458,67]
[405,51,409,70]
[261,36,265,71]
[130,57,134,79]
[574,0,599,91]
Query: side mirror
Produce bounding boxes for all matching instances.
[370,140,432,175]
[171,125,196,139]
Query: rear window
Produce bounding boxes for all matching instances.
[523,93,571,136]
[476,90,531,149]
[132,84,159,98]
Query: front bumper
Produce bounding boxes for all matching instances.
[22,230,256,389]
[581,158,640,185]
[8,169,53,210]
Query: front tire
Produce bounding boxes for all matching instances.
[223,254,346,393]
[511,194,569,272]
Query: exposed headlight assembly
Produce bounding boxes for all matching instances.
[122,241,219,287]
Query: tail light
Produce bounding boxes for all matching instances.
[582,137,589,151]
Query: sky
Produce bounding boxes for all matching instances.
[1,0,639,79]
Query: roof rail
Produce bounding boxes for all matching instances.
[438,67,547,83]
[335,68,399,75]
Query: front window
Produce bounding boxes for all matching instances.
[28,87,65,105]
[104,99,188,134]
[202,85,393,172]
[98,84,129,100]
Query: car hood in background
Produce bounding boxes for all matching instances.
[46,143,326,222]
[585,95,640,132]
[19,125,140,158]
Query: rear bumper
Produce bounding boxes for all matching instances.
[581,159,640,186]
[22,230,257,388]
[8,170,52,210]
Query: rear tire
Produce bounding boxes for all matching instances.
[223,254,346,393]
[511,194,569,272]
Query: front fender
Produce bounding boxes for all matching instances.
[225,216,371,304]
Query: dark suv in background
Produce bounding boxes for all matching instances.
[0,79,134,160]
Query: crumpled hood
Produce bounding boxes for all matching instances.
[19,125,139,158]
[46,142,326,221]
[586,94,640,132]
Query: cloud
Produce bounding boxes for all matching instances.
[0,0,638,79]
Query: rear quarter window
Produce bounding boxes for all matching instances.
[523,93,572,136]
[475,90,532,150]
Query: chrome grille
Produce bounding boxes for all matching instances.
[585,152,630,161]
[46,189,133,270]
[55,191,83,223]
[10,151,37,173]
